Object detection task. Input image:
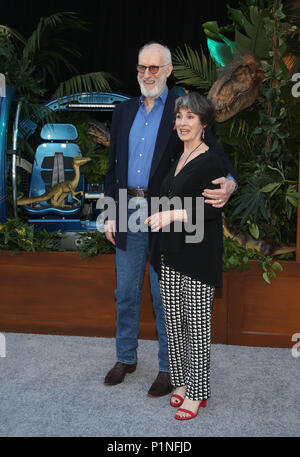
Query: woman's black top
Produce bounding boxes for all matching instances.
[149,147,225,288]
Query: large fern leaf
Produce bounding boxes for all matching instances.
[172,44,217,90]
[230,6,271,58]
[233,175,270,224]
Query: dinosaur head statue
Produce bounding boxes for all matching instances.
[87,120,110,147]
[73,156,92,167]
[208,54,264,122]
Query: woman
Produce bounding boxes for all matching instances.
[145,92,225,420]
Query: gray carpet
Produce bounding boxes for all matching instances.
[0,332,299,437]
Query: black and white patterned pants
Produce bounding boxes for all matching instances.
[160,259,215,401]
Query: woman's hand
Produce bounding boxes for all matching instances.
[145,210,187,232]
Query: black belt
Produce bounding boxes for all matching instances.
[127,188,148,198]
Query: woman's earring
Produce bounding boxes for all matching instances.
[202,129,205,140]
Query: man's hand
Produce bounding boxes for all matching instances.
[104,219,116,245]
[202,177,236,208]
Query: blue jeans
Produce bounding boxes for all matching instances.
[115,199,169,372]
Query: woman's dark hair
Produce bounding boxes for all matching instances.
[174,92,216,130]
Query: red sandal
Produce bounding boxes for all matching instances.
[175,400,207,420]
[170,394,184,407]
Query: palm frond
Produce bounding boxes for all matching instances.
[22,12,87,82]
[55,72,112,102]
[17,136,36,162]
[20,102,57,128]
[23,12,87,57]
[46,39,81,58]
[33,50,78,86]
[0,25,26,45]
[172,44,217,90]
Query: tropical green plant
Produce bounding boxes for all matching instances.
[0,12,112,103]
[0,218,115,257]
[75,122,110,184]
[76,231,115,258]
[229,5,272,58]
[231,1,300,246]
[172,45,217,90]
[0,11,114,156]
[171,0,300,282]
[0,218,64,254]
[223,235,283,284]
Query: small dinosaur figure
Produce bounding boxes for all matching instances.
[17,156,91,209]
[208,54,264,122]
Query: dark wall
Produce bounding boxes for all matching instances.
[0,0,240,96]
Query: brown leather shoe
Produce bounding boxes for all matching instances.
[147,371,173,397]
[104,362,137,386]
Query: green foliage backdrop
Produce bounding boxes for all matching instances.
[172,0,300,282]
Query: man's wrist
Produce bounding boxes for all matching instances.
[226,173,238,191]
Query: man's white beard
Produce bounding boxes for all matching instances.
[138,73,167,98]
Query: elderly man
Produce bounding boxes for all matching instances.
[104,42,237,396]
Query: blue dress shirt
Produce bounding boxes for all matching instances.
[128,87,169,189]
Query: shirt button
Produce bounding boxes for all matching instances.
[141,138,144,141]
[137,170,141,173]
[145,123,148,126]
[139,154,143,157]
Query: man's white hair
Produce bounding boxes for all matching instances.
[138,42,172,65]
